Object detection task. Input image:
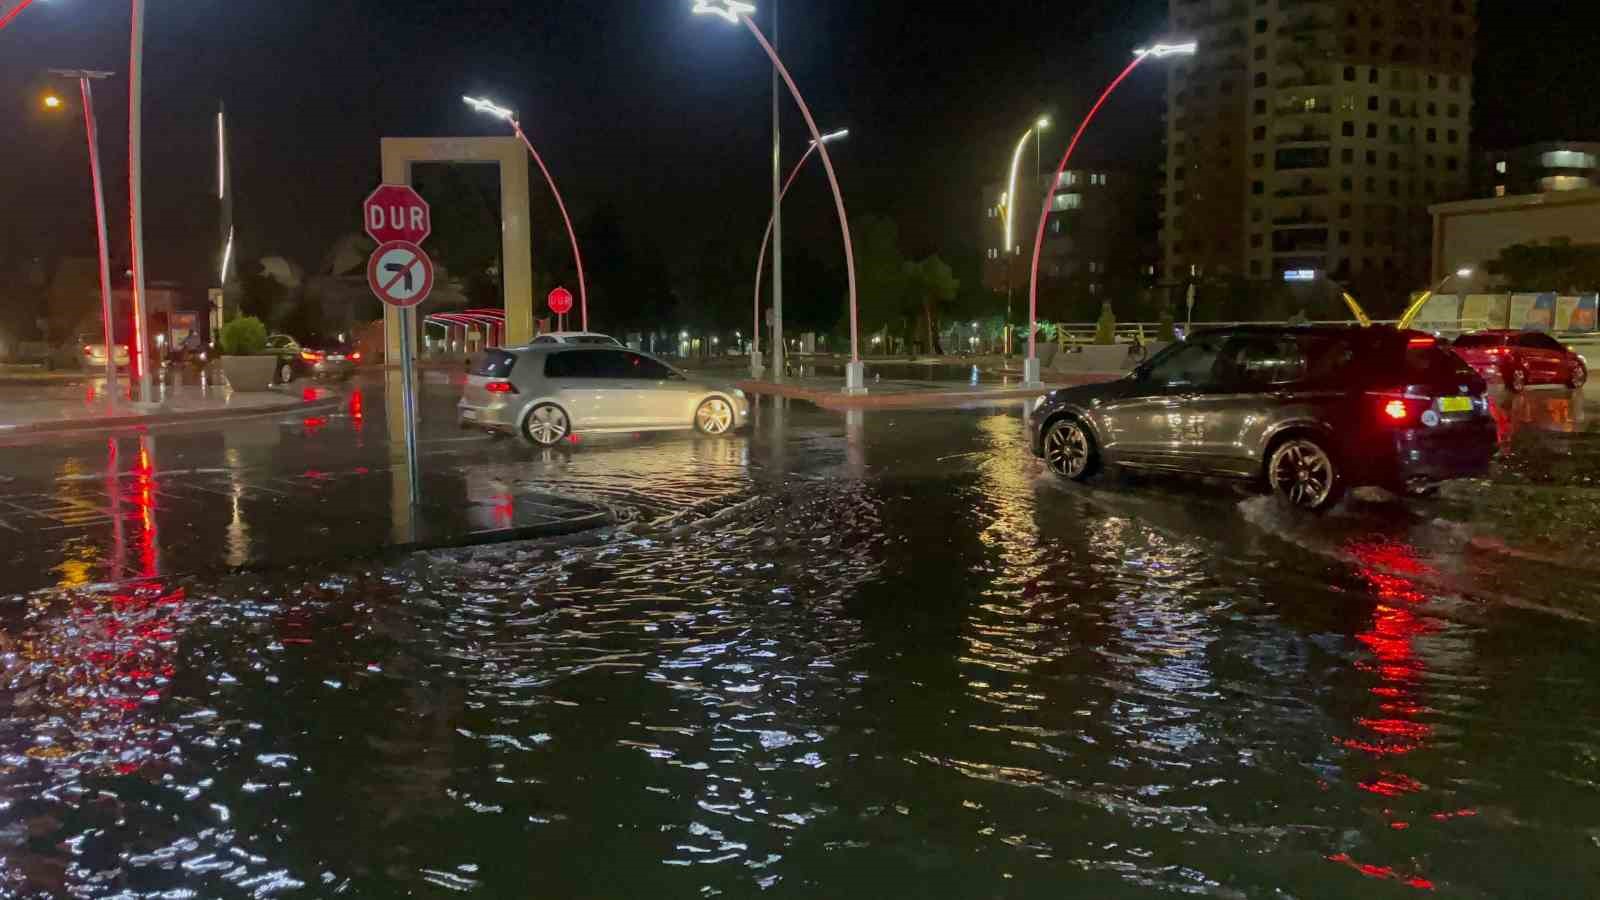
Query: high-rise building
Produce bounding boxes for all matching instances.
[982,168,1147,301]
[1161,0,1477,288]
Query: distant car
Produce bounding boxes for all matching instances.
[263,334,362,384]
[528,332,624,347]
[44,334,129,372]
[1451,330,1586,392]
[458,345,749,446]
[1030,326,1497,510]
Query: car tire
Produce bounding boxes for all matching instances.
[522,403,570,447]
[1508,367,1528,392]
[1043,417,1098,482]
[1267,436,1344,512]
[277,362,294,385]
[695,397,735,435]
[1569,362,1587,390]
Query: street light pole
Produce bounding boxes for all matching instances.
[128,0,154,400]
[1397,267,1475,331]
[0,0,38,31]
[753,129,848,377]
[694,0,864,393]
[1024,41,1196,386]
[47,70,119,397]
[464,97,590,332]
[770,0,784,381]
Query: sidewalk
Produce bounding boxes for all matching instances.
[0,379,341,436]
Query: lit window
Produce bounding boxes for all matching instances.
[1541,175,1592,192]
[1050,193,1083,211]
[1495,160,1508,174]
[1494,185,1507,197]
[1541,150,1599,169]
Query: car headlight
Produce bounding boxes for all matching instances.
[731,388,747,400]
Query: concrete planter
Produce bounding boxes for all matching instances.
[1036,342,1060,369]
[219,355,279,392]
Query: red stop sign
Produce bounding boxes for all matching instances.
[363,184,431,245]
[548,287,574,316]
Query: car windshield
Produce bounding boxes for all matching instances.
[1454,334,1506,348]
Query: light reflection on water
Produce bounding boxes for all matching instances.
[0,408,1598,896]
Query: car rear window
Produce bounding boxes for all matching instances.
[473,350,517,378]
[1454,334,1505,348]
[1403,342,1478,381]
[569,335,619,346]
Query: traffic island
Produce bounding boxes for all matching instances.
[0,382,342,438]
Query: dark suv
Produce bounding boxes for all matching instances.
[1030,326,1497,509]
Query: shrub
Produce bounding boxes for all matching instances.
[1094,303,1117,345]
[219,317,268,356]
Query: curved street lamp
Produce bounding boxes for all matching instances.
[465,96,591,332]
[1397,267,1475,331]
[694,0,864,393]
[1023,41,1197,386]
[0,0,39,32]
[751,128,848,374]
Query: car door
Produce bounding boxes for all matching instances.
[1513,333,1557,383]
[582,349,650,429]
[545,349,627,429]
[618,352,697,426]
[1198,334,1317,476]
[1097,335,1228,467]
[1529,333,1572,383]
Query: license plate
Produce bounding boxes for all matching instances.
[461,409,478,421]
[1438,396,1473,413]
[327,355,344,362]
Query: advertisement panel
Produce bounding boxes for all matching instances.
[1555,296,1581,332]
[1461,294,1495,328]
[1509,294,1539,330]
[1525,293,1557,332]
[1573,295,1598,333]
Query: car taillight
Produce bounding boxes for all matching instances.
[1408,337,1436,347]
[1370,392,1427,426]
[82,345,93,355]
[349,351,362,362]
[301,351,324,362]
[485,381,517,394]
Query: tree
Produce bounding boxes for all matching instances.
[1487,239,1600,293]
[854,216,910,348]
[906,255,959,356]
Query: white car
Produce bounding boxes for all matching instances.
[528,332,623,347]
[458,345,749,446]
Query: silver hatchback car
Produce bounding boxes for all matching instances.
[458,345,750,445]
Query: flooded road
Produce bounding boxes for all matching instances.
[3,378,1600,896]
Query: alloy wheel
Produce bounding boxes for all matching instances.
[278,363,293,384]
[525,405,569,446]
[1269,439,1337,510]
[1510,368,1528,392]
[1044,420,1092,480]
[1571,364,1587,390]
[696,398,734,435]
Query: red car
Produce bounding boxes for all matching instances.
[1452,331,1587,392]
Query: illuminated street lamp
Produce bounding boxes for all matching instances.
[694,0,865,393]
[1397,267,1475,331]
[1023,40,1196,386]
[44,69,120,397]
[999,116,1048,356]
[464,95,591,331]
[751,127,848,376]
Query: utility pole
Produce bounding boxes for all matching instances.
[50,69,118,397]
[128,0,154,400]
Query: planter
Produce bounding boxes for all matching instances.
[219,355,279,392]
[1053,344,1131,374]
[1036,342,1060,369]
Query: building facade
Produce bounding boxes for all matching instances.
[1431,189,1600,285]
[1476,143,1600,198]
[1162,0,1477,286]
[982,168,1145,297]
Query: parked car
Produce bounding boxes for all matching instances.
[1030,326,1497,510]
[458,345,748,446]
[1451,330,1586,392]
[263,334,362,383]
[528,332,623,347]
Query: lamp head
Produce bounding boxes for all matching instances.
[811,128,850,146]
[463,96,515,123]
[1455,267,1474,279]
[692,0,756,23]
[1036,116,1051,130]
[1135,41,1199,59]
[42,94,63,110]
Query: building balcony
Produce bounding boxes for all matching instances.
[1276,128,1332,145]
[1277,16,1329,36]
[1276,74,1332,90]
[1273,184,1330,198]
[1272,214,1331,228]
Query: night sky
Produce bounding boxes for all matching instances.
[2,0,1596,292]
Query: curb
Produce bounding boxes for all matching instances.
[735,374,1119,411]
[0,393,343,437]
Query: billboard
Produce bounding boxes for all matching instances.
[1573,295,1598,333]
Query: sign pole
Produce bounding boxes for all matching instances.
[399,307,421,504]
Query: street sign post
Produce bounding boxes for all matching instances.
[364,185,434,508]
[548,287,573,332]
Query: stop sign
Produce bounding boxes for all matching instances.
[548,287,574,316]
[363,184,431,245]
